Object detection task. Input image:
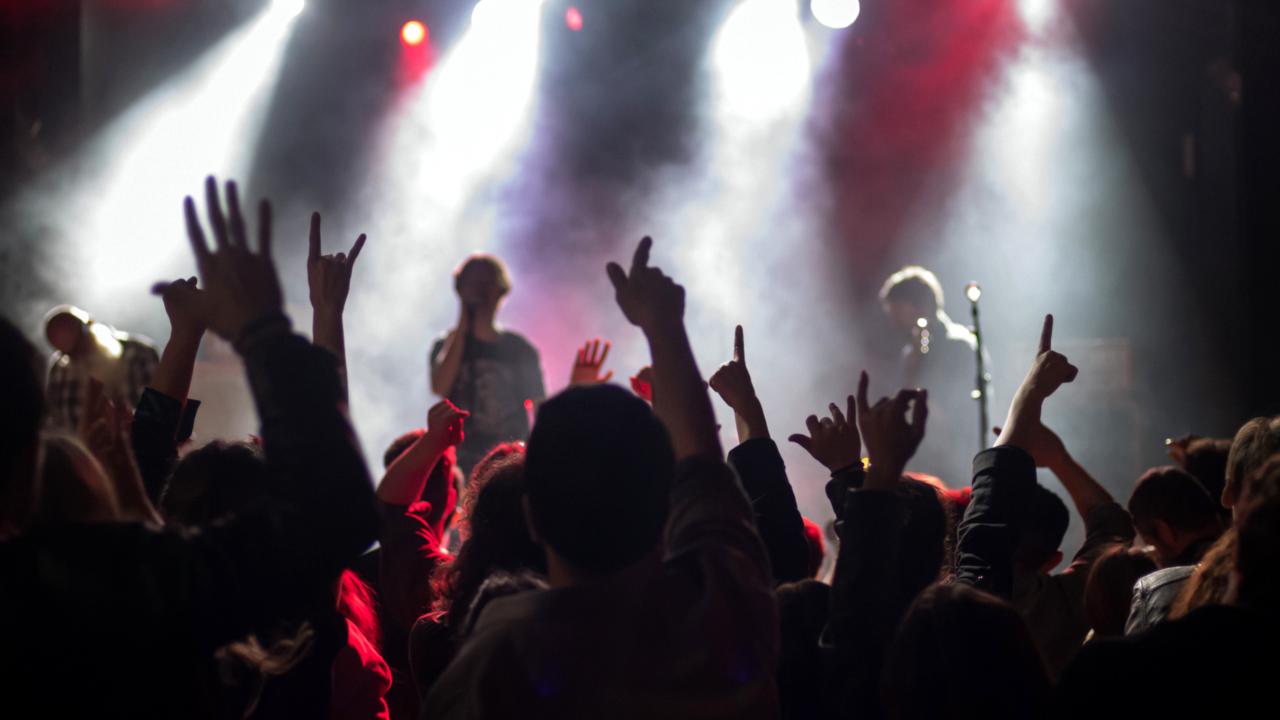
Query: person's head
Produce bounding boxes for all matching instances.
[894,478,950,591]
[1178,437,1232,522]
[880,266,944,335]
[43,305,91,356]
[1084,544,1158,638]
[160,440,271,527]
[1224,416,1280,516]
[1128,466,1223,566]
[453,253,512,310]
[523,385,674,581]
[32,434,120,527]
[383,428,461,526]
[1233,495,1280,613]
[432,448,544,630]
[383,428,425,469]
[1013,485,1070,574]
[882,583,1049,720]
[1,316,45,538]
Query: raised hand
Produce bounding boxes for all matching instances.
[150,277,209,340]
[183,176,282,342]
[78,379,160,523]
[856,371,928,490]
[569,338,614,386]
[307,212,367,316]
[995,314,1078,453]
[710,325,770,442]
[425,398,469,448]
[630,365,653,403]
[789,392,860,472]
[605,236,685,333]
[708,325,756,411]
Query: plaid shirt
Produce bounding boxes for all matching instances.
[45,332,159,431]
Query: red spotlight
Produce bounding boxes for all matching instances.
[401,20,427,47]
[565,6,583,32]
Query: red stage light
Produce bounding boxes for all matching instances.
[565,6,583,32]
[401,20,427,46]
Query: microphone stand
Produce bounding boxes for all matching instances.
[966,283,990,452]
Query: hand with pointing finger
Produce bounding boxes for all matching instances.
[307,212,367,316]
[183,176,281,342]
[709,325,770,442]
[995,314,1078,454]
[605,236,685,333]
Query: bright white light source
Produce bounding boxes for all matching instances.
[965,283,982,302]
[271,0,305,21]
[810,0,861,29]
[714,0,810,121]
[1018,0,1056,34]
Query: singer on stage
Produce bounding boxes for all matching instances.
[879,265,989,480]
[430,253,545,475]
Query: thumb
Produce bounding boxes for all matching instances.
[788,434,813,452]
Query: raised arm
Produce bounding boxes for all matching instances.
[132,277,209,503]
[307,212,366,400]
[376,400,467,515]
[710,325,808,583]
[606,236,720,461]
[177,177,378,650]
[957,315,1078,597]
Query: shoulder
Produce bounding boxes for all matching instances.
[499,331,539,358]
[1134,565,1196,593]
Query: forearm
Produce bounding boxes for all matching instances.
[646,323,721,461]
[149,330,202,403]
[376,435,448,507]
[955,446,1037,598]
[727,438,807,583]
[732,398,770,444]
[1050,453,1113,521]
[131,388,187,503]
[241,319,377,563]
[431,330,465,396]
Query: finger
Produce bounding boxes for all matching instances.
[600,370,614,383]
[334,253,346,264]
[788,434,814,452]
[309,212,321,260]
[1039,313,1053,354]
[856,370,871,419]
[630,236,652,274]
[1064,361,1079,383]
[590,338,601,364]
[225,180,248,248]
[910,389,929,444]
[576,345,585,366]
[805,415,822,437]
[257,200,272,257]
[184,197,211,266]
[733,324,744,364]
[829,403,846,427]
[892,389,920,417]
[846,395,857,429]
[597,341,611,369]
[606,262,627,292]
[204,176,229,249]
[347,234,366,267]
[992,426,1003,437]
[150,281,170,296]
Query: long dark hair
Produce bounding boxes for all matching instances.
[430,443,544,633]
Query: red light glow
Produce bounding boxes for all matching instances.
[565,6,583,32]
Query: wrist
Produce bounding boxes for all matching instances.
[168,326,205,347]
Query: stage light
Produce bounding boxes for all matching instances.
[1018,0,1055,34]
[965,282,982,302]
[565,6,583,32]
[401,20,427,46]
[810,0,860,29]
[713,0,810,121]
[271,0,305,21]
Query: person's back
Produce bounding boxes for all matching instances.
[423,238,778,719]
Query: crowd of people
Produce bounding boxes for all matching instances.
[2,176,1277,718]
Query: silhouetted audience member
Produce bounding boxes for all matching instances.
[1084,545,1157,638]
[0,178,379,717]
[954,315,1129,678]
[1124,465,1224,634]
[1166,434,1233,525]
[882,583,1050,720]
[1057,495,1280,717]
[411,445,544,699]
[422,238,778,719]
